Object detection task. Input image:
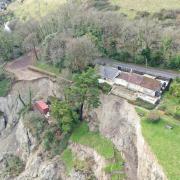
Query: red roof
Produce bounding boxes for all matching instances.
[118,72,161,91]
[35,100,49,114]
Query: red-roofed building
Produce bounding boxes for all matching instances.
[35,100,49,114]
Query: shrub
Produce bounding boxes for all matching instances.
[135,98,156,110]
[169,81,180,97]
[23,112,46,140]
[1,154,24,178]
[99,82,112,94]
[174,107,180,120]
[43,128,70,156]
[147,111,161,123]
[158,104,167,111]
[168,55,180,70]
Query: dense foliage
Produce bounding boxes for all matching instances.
[51,100,79,133]
[65,68,100,121]
[169,78,180,98]
[1,1,180,71]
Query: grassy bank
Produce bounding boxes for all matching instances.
[70,122,115,159]
[0,78,11,97]
[64,122,126,179]
[135,85,180,180]
[35,62,60,75]
[8,0,65,20]
[141,117,180,180]
[111,0,180,17]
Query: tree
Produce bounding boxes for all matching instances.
[40,33,67,68]
[65,68,100,121]
[65,36,99,72]
[51,100,79,133]
[169,79,180,98]
[23,33,39,61]
[0,30,14,62]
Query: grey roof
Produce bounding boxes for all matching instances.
[100,66,120,80]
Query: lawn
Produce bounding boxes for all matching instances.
[8,0,65,20]
[111,0,180,17]
[141,117,180,180]
[0,78,11,97]
[70,122,115,159]
[136,86,180,180]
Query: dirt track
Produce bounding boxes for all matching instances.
[5,52,47,80]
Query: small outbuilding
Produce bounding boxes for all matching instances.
[35,100,49,115]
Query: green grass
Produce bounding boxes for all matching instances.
[8,0,65,20]
[104,149,125,180]
[134,98,156,110]
[69,122,125,178]
[71,122,114,159]
[158,94,179,119]
[135,82,180,180]
[61,149,74,173]
[36,62,60,75]
[0,78,11,97]
[135,106,148,117]
[141,117,180,180]
[111,0,180,17]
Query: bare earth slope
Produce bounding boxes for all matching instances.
[91,94,167,180]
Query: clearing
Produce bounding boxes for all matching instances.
[5,52,46,81]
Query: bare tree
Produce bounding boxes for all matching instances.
[65,36,99,72]
[23,33,39,61]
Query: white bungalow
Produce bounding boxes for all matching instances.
[115,72,162,97]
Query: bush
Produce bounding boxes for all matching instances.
[1,154,24,178]
[135,98,156,110]
[23,112,46,141]
[158,104,167,111]
[99,82,112,94]
[168,55,180,70]
[43,128,70,156]
[169,80,180,97]
[147,111,161,123]
[174,107,180,120]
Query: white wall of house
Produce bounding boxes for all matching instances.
[98,79,114,86]
[137,93,160,104]
[128,83,141,92]
[142,88,156,97]
[114,78,128,87]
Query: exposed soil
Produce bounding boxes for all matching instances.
[5,52,47,81]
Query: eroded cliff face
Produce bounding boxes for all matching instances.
[0,78,167,180]
[69,142,110,180]
[136,127,167,180]
[91,94,167,180]
[0,78,65,179]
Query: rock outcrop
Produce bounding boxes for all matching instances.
[69,142,110,180]
[0,78,64,179]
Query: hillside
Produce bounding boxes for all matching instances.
[111,0,180,17]
[0,0,180,180]
[8,0,65,20]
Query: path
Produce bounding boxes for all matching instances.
[5,52,47,80]
[96,58,180,79]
